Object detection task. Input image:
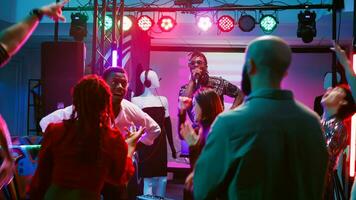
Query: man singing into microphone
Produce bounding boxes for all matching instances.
[177,51,244,140]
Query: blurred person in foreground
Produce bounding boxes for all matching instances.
[193,36,328,199]
[0,0,68,191]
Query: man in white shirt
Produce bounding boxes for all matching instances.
[40,67,160,146]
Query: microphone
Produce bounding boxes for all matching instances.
[194,73,200,85]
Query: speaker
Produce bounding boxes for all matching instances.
[143,70,151,88]
[41,41,85,115]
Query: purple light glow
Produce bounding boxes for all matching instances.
[112,50,118,67]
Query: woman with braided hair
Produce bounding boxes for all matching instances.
[30,75,143,200]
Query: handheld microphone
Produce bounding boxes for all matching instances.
[194,73,200,85]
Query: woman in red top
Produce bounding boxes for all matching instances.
[30,75,141,200]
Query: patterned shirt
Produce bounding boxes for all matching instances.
[179,76,241,101]
[321,116,348,199]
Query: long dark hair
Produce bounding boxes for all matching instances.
[194,88,223,127]
[336,84,355,120]
[69,75,114,162]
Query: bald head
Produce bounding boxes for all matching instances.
[246,36,292,79]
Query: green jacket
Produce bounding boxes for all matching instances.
[194,89,328,200]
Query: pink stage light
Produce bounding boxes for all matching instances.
[112,50,117,67]
[217,15,235,32]
[197,16,212,32]
[137,15,154,31]
[158,16,176,32]
[351,53,356,177]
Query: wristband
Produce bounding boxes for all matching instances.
[30,9,44,21]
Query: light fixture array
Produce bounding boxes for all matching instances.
[96,10,316,42]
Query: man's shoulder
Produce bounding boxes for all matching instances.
[214,107,248,127]
[121,99,143,112]
[50,105,73,116]
[209,75,231,84]
[209,75,224,81]
[209,107,255,148]
[294,100,321,122]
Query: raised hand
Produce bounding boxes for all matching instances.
[180,122,199,146]
[40,0,69,22]
[178,96,192,111]
[185,171,194,192]
[124,123,145,157]
[331,41,352,72]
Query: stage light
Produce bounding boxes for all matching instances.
[197,16,212,32]
[137,15,154,31]
[297,10,317,43]
[118,16,135,32]
[217,15,235,32]
[259,15,277,34]
[122,16,133,31]
[238,15,256,32]
[98,15,113,31]
[70,12,88,41]
[158,16,176,32]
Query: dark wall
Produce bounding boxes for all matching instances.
[0,22,93,135]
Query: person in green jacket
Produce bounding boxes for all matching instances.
[193,35,328,200]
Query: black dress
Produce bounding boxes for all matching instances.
[138,106,168,177]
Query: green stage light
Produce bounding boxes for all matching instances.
[259,15,277,34]
[99,15,113,31]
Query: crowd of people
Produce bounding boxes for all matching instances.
[0,1,356,200]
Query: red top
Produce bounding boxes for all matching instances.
[29,122,134,199]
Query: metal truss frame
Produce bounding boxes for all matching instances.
[62,2,337,76]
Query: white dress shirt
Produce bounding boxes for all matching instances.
[39,99,160,146]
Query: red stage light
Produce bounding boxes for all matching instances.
[217,15,235,32]
[137,15,154,31]
[158,16,176,32]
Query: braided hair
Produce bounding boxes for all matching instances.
[69,75,114,163]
